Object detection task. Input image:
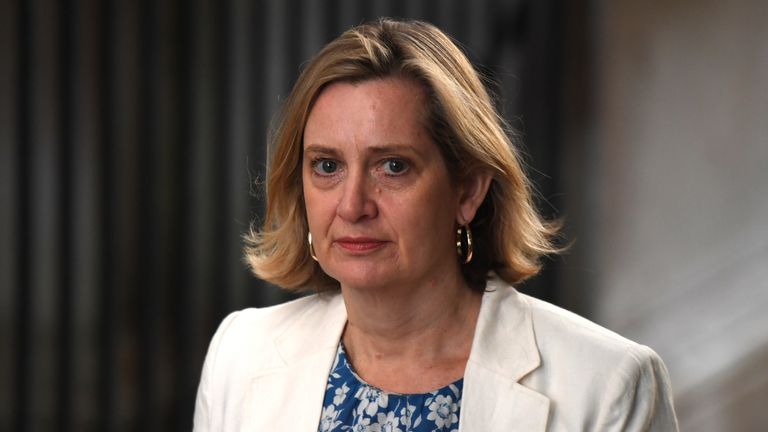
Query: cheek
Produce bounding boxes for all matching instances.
[388,186,458,242]
[302,183,318,224]
[303,187,337,231]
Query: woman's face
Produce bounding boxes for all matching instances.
[302,77,465,291]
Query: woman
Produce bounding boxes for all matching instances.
[194,19,678,431]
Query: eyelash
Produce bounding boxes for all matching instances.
[379,159,409,176]
[309,158,410,177]
[310,158,340,176]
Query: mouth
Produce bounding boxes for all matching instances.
[333,237,387,253]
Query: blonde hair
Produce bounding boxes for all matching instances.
[245,18,561,292]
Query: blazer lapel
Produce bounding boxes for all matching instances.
[242,293,347,431]
[460,280,550,431]
[461,367,550,431]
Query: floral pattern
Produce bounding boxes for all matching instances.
[318,344,463,432]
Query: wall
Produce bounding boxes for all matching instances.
[569,1,768,430]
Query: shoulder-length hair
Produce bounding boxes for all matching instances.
[244,18,561,292]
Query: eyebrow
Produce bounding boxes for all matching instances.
[303,144,341,157]
[368,144,424,157]
[303,143,425,158]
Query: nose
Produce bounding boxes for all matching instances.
[336,170,378,222]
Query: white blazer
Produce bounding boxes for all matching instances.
[194,278,678,431]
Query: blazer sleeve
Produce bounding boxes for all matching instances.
[596,344,679,431]
[193,311,242,432]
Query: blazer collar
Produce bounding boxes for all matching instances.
[459,277,550,431]
[470,277,542,380]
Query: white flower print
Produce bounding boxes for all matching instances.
[320,345,464,431]
[334,383,350,405]
[399,403,416,428]
[344,416,370,432]
[319,404,342,432]
[426,394,459,429]
[355,385,388,416]
[371,411,402,432]
[449,384,460,398]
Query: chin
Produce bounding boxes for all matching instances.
[322,252,398,287]
[330,272,386,291]
[325,264,393,291]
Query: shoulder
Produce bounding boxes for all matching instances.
[207,292,343,366]
[194,292,345,430]
[519,290,671,392]
[484,278,649,364]
[214,293,338,339]
[198,292,344,394]
[521,290,653,362]
[482,279,678,430]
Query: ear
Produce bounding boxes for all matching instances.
[456,171,492,225]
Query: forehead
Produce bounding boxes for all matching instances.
[314,76,427,113]
[304,77,429,147]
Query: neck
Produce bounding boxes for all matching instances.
[340,270,482,363]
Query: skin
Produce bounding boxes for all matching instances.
[302,77,491,394]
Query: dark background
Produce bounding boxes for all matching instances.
[1,1,589,430]
[6,1,768,431]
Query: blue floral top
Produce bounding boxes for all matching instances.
[318,343,463,432]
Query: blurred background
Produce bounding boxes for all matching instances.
[1,0,766,430]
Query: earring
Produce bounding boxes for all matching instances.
[308,232,318,261]
[456,225,473,264]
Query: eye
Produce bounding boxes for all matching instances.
[312,159,339,175]
[382,159,409,175]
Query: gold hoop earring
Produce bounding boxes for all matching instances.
[308,232,318,261]
[456,225,473,264]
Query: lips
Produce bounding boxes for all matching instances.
[334,237,387,252]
